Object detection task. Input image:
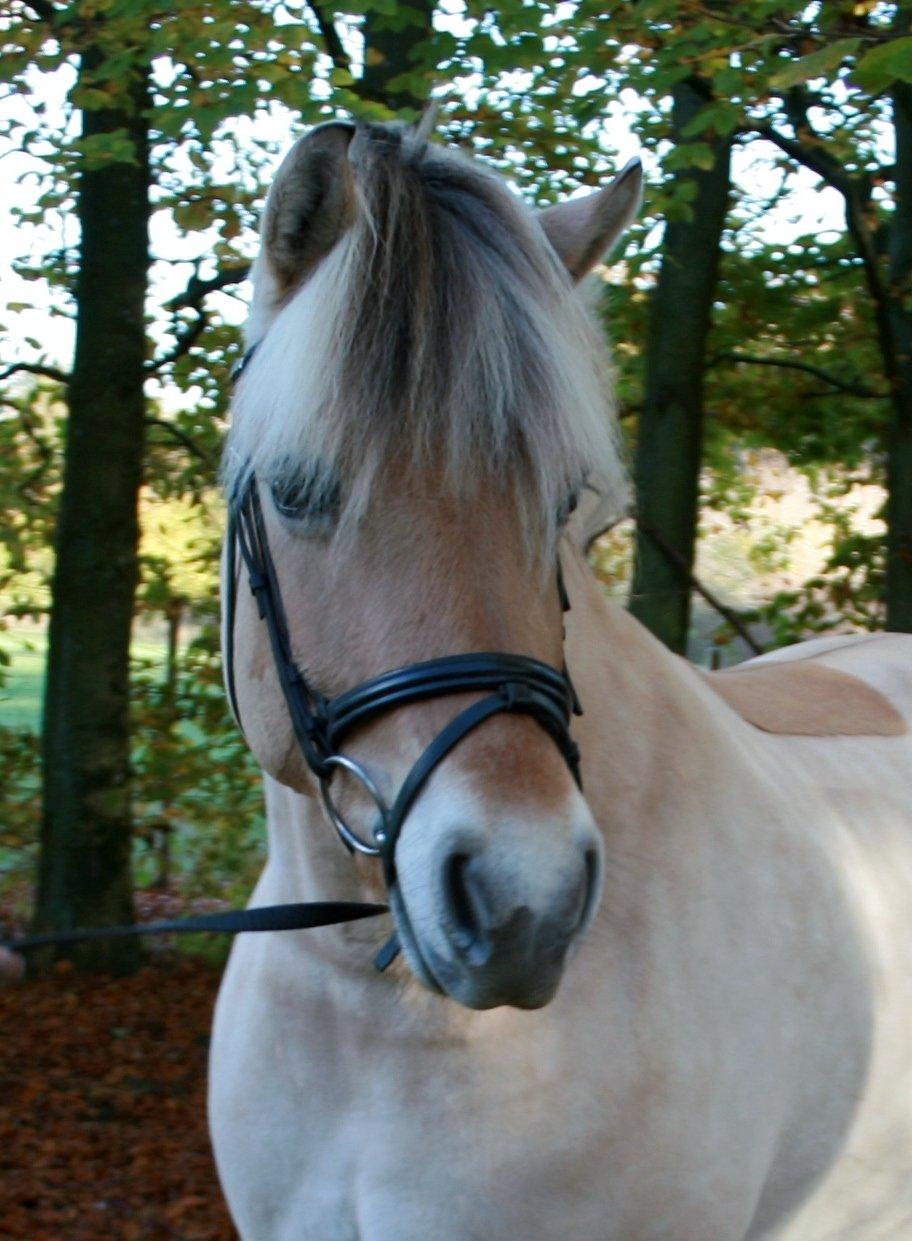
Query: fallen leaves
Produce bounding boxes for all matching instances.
[0,957,236,1239]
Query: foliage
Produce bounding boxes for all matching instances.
[0,384,63,624]
[0,725,41,914]
[745,469,887,645]
[131,624,265,902]
[0,624,265,909]
[2,0,911,919]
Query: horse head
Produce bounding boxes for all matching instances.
[223,120,640,1010]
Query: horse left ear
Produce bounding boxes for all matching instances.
[539,157,642,281]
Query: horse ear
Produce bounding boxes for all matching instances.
[263,121,357,291]
[539,157,642,281]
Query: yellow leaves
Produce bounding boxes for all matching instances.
[172,198,212,231]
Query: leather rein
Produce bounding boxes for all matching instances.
[4,347,584,973]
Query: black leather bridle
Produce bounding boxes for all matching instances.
[226,479,582,876]
[223,348,585,972]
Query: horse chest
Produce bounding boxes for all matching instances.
[211,941,767,1241]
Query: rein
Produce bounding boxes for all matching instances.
[4,346,584,981]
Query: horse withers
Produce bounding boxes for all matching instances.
[209,121,912,1239]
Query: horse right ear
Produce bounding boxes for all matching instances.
[262,122,357,292]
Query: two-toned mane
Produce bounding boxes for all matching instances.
[226,122,631,549]
[211,119,912,1240]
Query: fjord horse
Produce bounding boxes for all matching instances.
[210,121,912,1239]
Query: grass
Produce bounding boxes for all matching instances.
[0,640,44,730]
[0,628,166,732]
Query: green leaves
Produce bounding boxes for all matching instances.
[681,99,743,139]
[73,129,139,168]
[855,36,912,90]
[769,38,862,89]
[664,142,720,172]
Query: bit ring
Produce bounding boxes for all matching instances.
[319,754,390,857]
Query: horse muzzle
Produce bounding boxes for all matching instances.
[391,808,603,1010]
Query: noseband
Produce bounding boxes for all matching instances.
[224,347,584,971]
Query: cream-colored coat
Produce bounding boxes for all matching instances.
[210,544,912,1240]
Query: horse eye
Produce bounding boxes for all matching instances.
[270,472,341,524]
[558,490,579,526]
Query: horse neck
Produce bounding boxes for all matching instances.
[562,542,768,886]
[261,776,374,906]
[563,542,716,765]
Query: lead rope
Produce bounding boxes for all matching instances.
[3,902,388,956]
[4,495,390,963]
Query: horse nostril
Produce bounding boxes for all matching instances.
[442,852,491,964]
[577,846,602,934]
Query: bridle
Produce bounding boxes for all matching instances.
[224,345,585,972]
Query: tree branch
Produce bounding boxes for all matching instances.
[165,265,250,312]
[638,520,765,656]
[144,417,215,467]
[146,312,208,374]
[710,351,890,399]
[749,86,858,197]
[750,89,897,385]
[753,122,855,198]
[0,362,69,385]
[308,2,351,75]
[21,0,59,22]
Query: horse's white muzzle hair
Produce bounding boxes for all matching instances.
[391,781,602,1009]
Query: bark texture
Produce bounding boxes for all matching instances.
[360,0,435,113]
[629,82,732,653]
[36,52,151,970]
[885,73,912,631]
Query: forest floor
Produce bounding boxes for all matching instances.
[0,954,236,1240]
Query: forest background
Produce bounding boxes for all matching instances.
[1,0,911,967]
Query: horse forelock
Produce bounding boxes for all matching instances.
[225,123,630,553]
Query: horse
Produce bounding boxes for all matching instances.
[209,119,912,1240]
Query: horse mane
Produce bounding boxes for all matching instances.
[225,122,630,552]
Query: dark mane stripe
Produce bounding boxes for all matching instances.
[226,122,628,549]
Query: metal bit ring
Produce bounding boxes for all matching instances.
[319,754,390,857]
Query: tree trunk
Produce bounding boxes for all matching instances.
[164,598,183,699]
[885,73,912,631]
[35,51,151,970]
[629,82,732,653]
[361,0,435,113]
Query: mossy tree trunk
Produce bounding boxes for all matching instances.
[35,50,151,970]
[629,81,732,654]
[885,67,912,631]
